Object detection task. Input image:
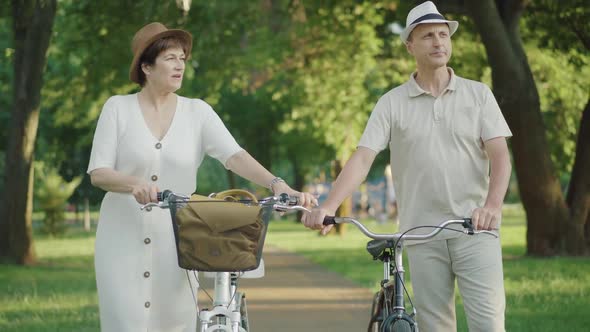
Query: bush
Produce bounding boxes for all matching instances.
[34,162,81,236]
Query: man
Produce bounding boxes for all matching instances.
[303,2,511,331]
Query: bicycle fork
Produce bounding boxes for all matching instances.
[199,272,244,332]
[388,241,419,332]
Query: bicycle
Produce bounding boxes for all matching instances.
[316,215,498,332]
[140,190,303,332]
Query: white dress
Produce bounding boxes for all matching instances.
[87,94,243,332]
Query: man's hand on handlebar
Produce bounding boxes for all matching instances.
[471,206,501,231]
[302,206,336,236]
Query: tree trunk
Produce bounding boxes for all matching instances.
[461,0,570,255]
[0,0,57,264]
[565,97,590,255]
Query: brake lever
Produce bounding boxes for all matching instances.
[473,230,499,238]
[272,204,310,213]
[461,218,498,238]
[140,202,166,210]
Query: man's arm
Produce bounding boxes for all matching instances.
[472,137,512,230]
[302,147,378,234]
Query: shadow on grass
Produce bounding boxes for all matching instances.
[0,304,99,332]
[0,255,96,299]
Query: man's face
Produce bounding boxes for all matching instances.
[406,23,452,70]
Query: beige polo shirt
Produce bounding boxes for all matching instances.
[358,68,512,240]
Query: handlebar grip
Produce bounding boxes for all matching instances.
[462,218,474,235]
[157,190,172,202]
[278,193,299,206]
[323,216,336,225]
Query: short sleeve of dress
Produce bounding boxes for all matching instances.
[480,85,512,142]
[357,95,392,153]
[87,97,118,174]
[198,101,243,168]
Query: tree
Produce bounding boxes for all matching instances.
[433,0,590,255]
[0,0,57,264]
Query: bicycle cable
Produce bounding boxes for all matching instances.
[185,270,201,312]
[226,271,245,309]
[391,225,466,312]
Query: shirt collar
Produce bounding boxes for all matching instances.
[408,67,457,97]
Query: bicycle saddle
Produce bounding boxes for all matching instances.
[366,239,394,260]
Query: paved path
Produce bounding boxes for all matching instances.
[198,246,374,331]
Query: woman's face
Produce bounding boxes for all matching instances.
[143,47,186,92]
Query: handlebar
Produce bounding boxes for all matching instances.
[321,216,497,241]
[140,190,497,241]
[276,205,497,241]
[139,190,305,212]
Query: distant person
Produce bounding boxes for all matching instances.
[87,22,315,331]
[303,2,511,331]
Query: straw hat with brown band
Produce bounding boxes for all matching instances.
[129,22,193,84]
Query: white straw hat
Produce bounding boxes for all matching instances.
[400,1,459,43]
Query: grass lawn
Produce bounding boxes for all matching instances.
[264,205,590,331]
[1,206,589,331]
[0,227,98,332]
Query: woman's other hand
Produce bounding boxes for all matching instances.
[132,182,159,205]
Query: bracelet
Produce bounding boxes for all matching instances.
[268,177,285,190]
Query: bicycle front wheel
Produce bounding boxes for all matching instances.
[386,320,413,332]
[382,314,415,332]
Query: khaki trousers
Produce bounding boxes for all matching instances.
[406,235,505,332]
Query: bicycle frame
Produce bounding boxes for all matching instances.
[369,237,417,331]
[330,217,498,332]
[199,272,245,332]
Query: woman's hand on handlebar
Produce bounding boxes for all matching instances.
[132,182,159,205]
[302,206,336,236]
[271,182,318,209]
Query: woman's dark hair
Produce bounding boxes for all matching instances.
[137,37,190,86]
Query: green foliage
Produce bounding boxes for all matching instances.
[525,0,589,67]
[2,0,584,209]
[284,2,384,162]
[195,156,231,195]
[527,47,590,180]
[34,162,81,236]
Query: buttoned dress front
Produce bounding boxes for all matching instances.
[87,94,243,332]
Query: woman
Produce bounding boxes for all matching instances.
[87,22,315,331]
